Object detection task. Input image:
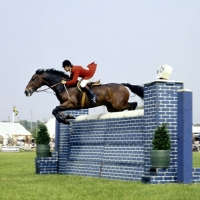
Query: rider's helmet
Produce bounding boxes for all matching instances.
[62,60,72,68]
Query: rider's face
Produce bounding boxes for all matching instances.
[64,66,70,72]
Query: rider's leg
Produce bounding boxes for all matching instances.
[80,78,97,105]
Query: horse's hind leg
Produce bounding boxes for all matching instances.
[106,104,120,112]
[106,102,137,112]
[116,102,137,111]
[128,102,138,110]
[110,100,138,112]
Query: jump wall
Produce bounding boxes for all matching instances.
[35,80,200,184]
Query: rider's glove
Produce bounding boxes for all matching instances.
[61,80,66,84]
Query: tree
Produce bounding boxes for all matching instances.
[19,120,43,132]
[152,123,171,150]
[35,124,50,144]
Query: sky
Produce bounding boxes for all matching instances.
[0,0,200,123]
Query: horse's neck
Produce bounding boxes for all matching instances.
[44,73,70,86]
[48,78,61,86]
[42,76,61,92]
[43,73,71,94]
[43,74,61,85]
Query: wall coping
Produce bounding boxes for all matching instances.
[143,79,184,85]
[178,89,192,92]
[75,109,144,121]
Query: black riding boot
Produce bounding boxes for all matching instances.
[84,86,97,105]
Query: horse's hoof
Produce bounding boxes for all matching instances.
[129,102,138,110]
[64,119,71,125]
[68,114,75,119]
[133,102,137,110]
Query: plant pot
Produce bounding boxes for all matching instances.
[36,144,50,158]
[150,150,170,168]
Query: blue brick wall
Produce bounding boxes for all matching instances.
[193,168,200,183]
[142,81,184,183]
[58,109,88,174]
[35,157,58,174]
[35,80,200,184]
[63,116,144,181]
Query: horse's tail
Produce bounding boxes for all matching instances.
[122,83,144,99]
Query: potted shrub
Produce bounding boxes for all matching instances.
[35,124,51,157]
[150,123,171,168]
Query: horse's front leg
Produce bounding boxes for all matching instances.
[52,104,76,125]
[55,110,75,120]
[52,106,70,124]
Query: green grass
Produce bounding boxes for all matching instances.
[193,152,200,167]
[0,152,200,200]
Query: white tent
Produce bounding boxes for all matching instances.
[0,122,31,138]
[193,126,200,134]
[45,118,56,138]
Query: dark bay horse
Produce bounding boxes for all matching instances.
[24,69,144,124]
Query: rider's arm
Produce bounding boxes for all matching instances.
[66,67,80,86]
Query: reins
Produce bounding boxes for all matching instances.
[36,82,61,93]
[35,76,70,99]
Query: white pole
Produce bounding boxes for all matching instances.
[31,110,32,132]
[12,103,15,137]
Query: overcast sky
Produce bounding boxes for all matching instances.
[0,0,200,123]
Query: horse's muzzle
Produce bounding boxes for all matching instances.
[24,88,34,97]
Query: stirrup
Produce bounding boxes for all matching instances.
[87,91,96,104]
[91,97,96,103]
[90,94,97,104]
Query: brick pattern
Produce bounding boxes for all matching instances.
[35,81,200,184]
[193,168,200,183]
[143,81,183,183]
[35,157,58,174]
[64,117,144,181]
[58,109,88,174]
[142,168,177,184]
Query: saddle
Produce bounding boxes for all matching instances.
[77,79,101,92]
[77,80,101,108]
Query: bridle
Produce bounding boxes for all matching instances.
[27,74,70,98]
[27,74,61,93]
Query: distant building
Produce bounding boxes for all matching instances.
[193,126,200,144]
[0,122,31,145]
[193,126,200,135]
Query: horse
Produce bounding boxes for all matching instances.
[24,69,144,124]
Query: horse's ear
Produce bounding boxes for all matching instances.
[36,69,44,74]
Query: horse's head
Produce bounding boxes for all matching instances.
[24,68,70,96]
[24,69,46,96]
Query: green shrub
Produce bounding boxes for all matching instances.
[152,123,171,150]
[35,124,50,145]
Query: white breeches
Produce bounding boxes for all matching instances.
[80,76,95,87]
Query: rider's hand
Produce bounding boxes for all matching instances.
[61,80,66,84]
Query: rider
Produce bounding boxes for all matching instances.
[61,60,97,104]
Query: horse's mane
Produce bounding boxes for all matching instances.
[36,68,68,77]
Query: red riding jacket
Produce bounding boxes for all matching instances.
[66,62,97,87]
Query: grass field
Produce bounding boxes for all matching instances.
[0,152,200,200]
